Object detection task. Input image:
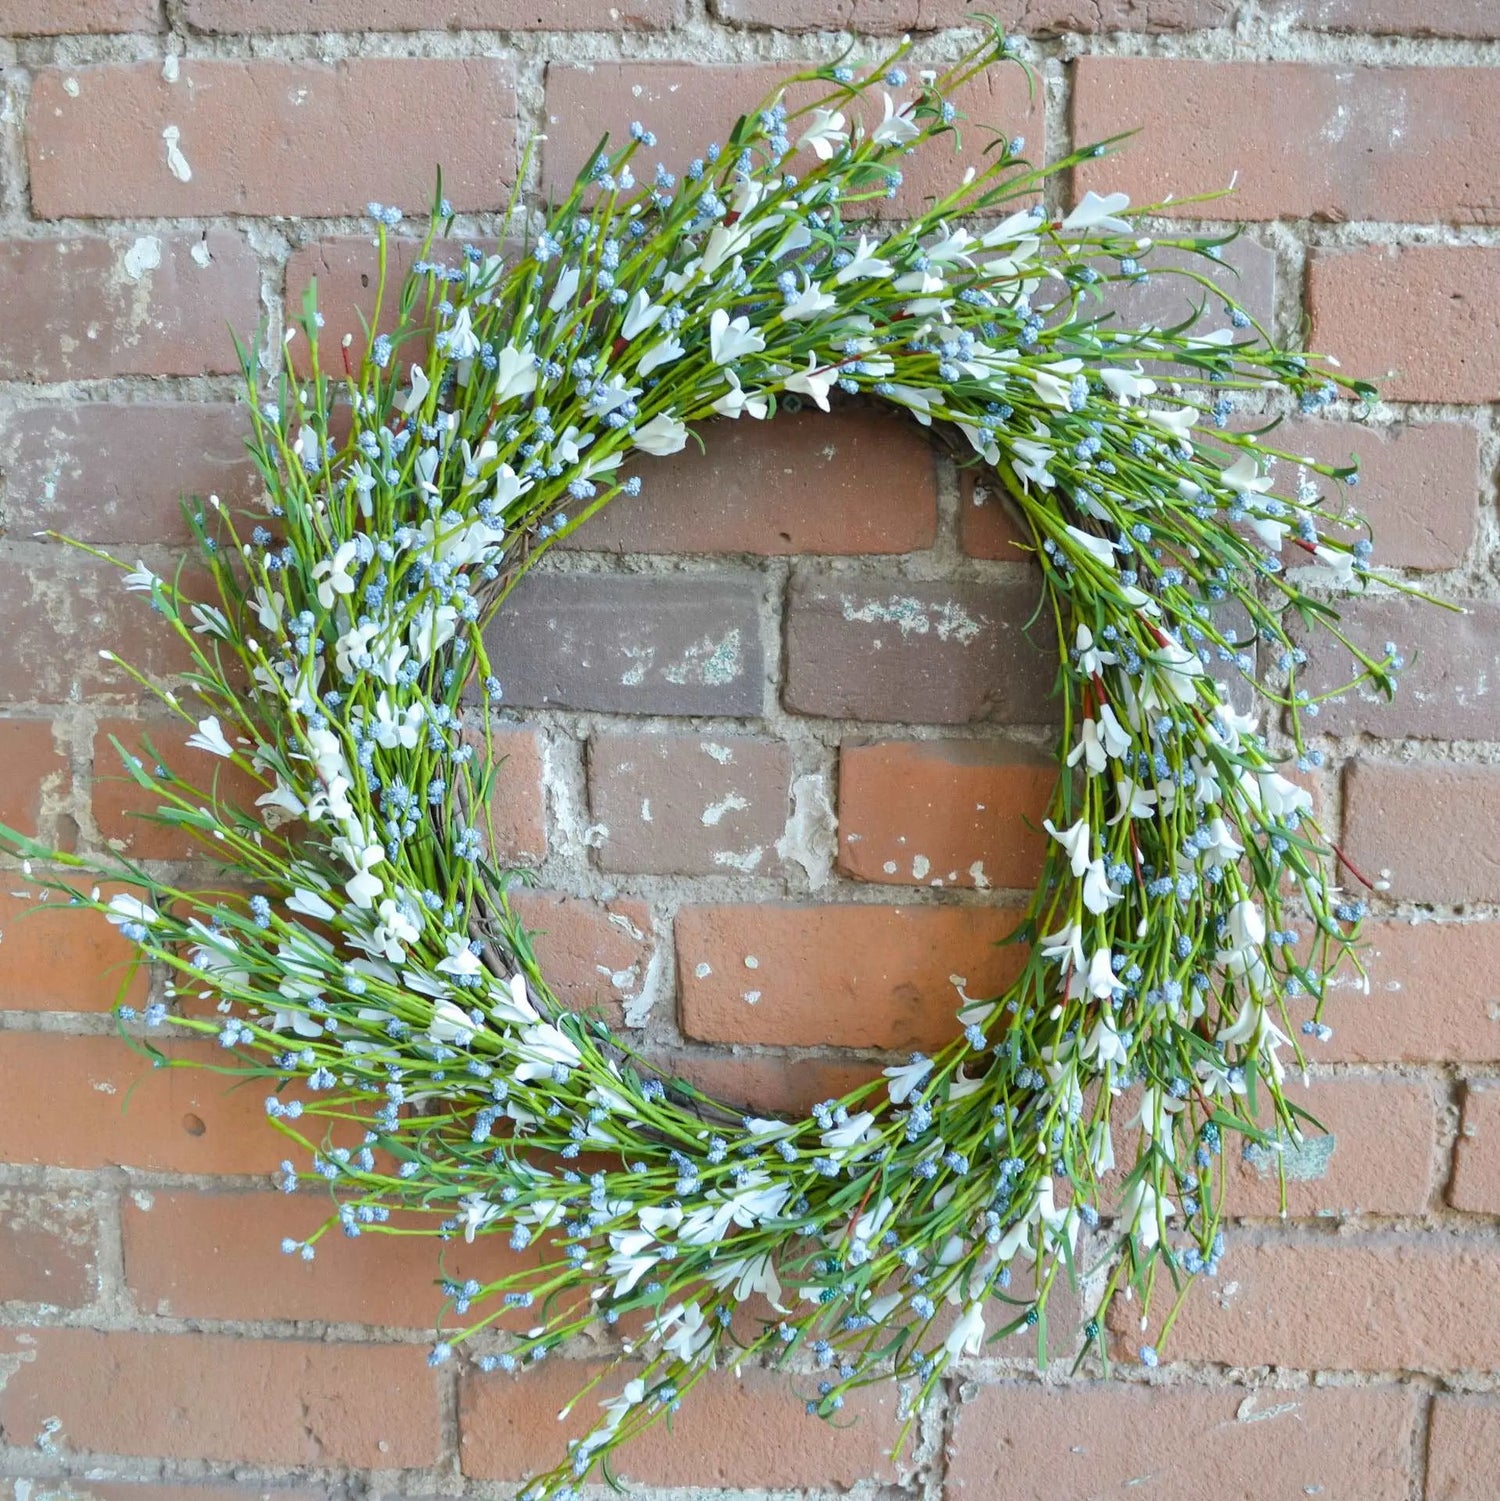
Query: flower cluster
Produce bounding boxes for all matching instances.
[4,26,1427,1497]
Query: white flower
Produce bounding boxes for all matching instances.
[1150,634,1205,704]
[705,1252,783,1307]
[441,304,481,363]
[821,1110,877,1157]
[606,1231,660,1298]
[1011,434,1055,489]
[1082,858,1122,915]
[1255,771,1313,821]
[620,289,665,340]
[1082,1011,1129,1070]
[871,92,920,148]
[1040,922,1086,974]
[514,1021,581,1080]
[401,363,430,416]
[925,224,978,266]
[546,265,580,312]
[1100,364,1158,404]
[493,344,538,402]
[436,932,484,980]
[429,997,475,1045]
[1121,1179,1175,1251]
[1201,816,1244,867]
[1147,404,1200,440]
[256,778,306,822]
[341,841,385,909]
[1062,189,1132,235]
[833,234,893,285]
[286,888,335,922]
[711,371,768,420]
[785,352,836,411]
[1031,358,1084,409]
[459,1194,502,1243]
[883,1056,934,1104]
[123,561,160,593]
[1085,947,1122,1000]
[252,585,284,631]
[1313,544,1358,583]
[1067,716,1108,776]
[1064,524,1118,570]
[1074,624,1117,677]
[637,335,685,376]
[106,893,158,928]
[944,1302,986,1359]
[1225,898,1266,952]
[651,1301,712,1362]
[1043,817,1091,878]
[489,972,538,1026]
[1220,451,1273,499]
[633,412,689,456]
[1107,777,1157,825]
[371,694,425,750]
[778,272,837,322]
[798,107,848,159]
[311,539,359,610]
[1097,703,1131,759]
[1088,1119,1116,1174]
[185,715,234,758]
[709,308,767,366]
[409,603,458,662]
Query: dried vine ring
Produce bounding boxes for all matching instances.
[9,25,1421,1497]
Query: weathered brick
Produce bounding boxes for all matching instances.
[1308,246,1500,404]
[0,884,149,1012]
[959,469,1030,561]
[471,724,547,864]
[0,558,196,705]
[1265,419,1481,572]
[0,404,257,547]
[646,1049,875,1117]
[541,62,1041,218]
[1075,61,1499,224]
[41,1485,326,1501]
[0,0,158,33]
[1451,1083,1500,1214]
[838,739,1054,890]
[460,1359,902,1487]
[510,890,654,1028]
[29,60,516,218]
[1232,1077,1436,1218]
[946,1381,1415,1501]
[1315,919,1500,1064]
[93,716,265,862]
[1133,1236,1500,1371]
[0,234,259,381]
[785,573,1056,724]
[482,572,764,717]
[715,0,1233,27]
[1344,762,1500,906]
[564,407,938,556]
[122,1188,529,1329]
[0,716,69,844]
[1292,598,1500,740]
[1282,0,1500,37]
[0,1328,439,1468]
[1427,1396,1500,1501]
[0,1189,97,1308]
[186,0,681,27]
[677,902,1024,1049]
[0,1033,278,1175]
[587,730,791,876]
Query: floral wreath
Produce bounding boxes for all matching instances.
[6,26,1426,1497]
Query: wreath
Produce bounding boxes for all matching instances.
[5,26,1427,1497]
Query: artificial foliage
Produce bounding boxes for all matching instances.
[4,26,1426,1495]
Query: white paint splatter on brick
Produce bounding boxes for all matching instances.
[162,125,192,182]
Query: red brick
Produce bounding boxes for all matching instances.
[0,0,158,32]
[0,1032,280,1175]
[716,0,1233,27]
[564,408,938,556]
[1075,61,1499,224]
[946,1382,1415,1501]
[1293,599,1500,740]
[1451,1084,1500,1213]
[1133,1235,1500,1371]
[1285,0,1500,36]
[460,1359,902,1487]
[93,717,264,863]
[1427,1396,1500,1500]
[474,724,547,864]
[677,902,1024,1049]
[0,1328,439,1469]
[47,1485,325,1501]
[0,404,257,547]
[1308,247,1500,404]
[1343,762,1500,906]
[0,1190,97,1307]
[646,1049,875,1117]
[510,890,654,1028]
[0,234,258,381]
[587,730,791,876]
[0,717,69,844]
[838,739,1053,890]
[1232,1077,1436,1218]
[1315,919,1500,1064]
[122,1188,531,1329]
[1264,419,1480,573]
[186,0,680,26]
[0,883,149,1012]
[541,62,1042,218]
[959,469,1030,561]
[29,60,516,218]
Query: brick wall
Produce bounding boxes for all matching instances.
[0,3,1496,1499]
